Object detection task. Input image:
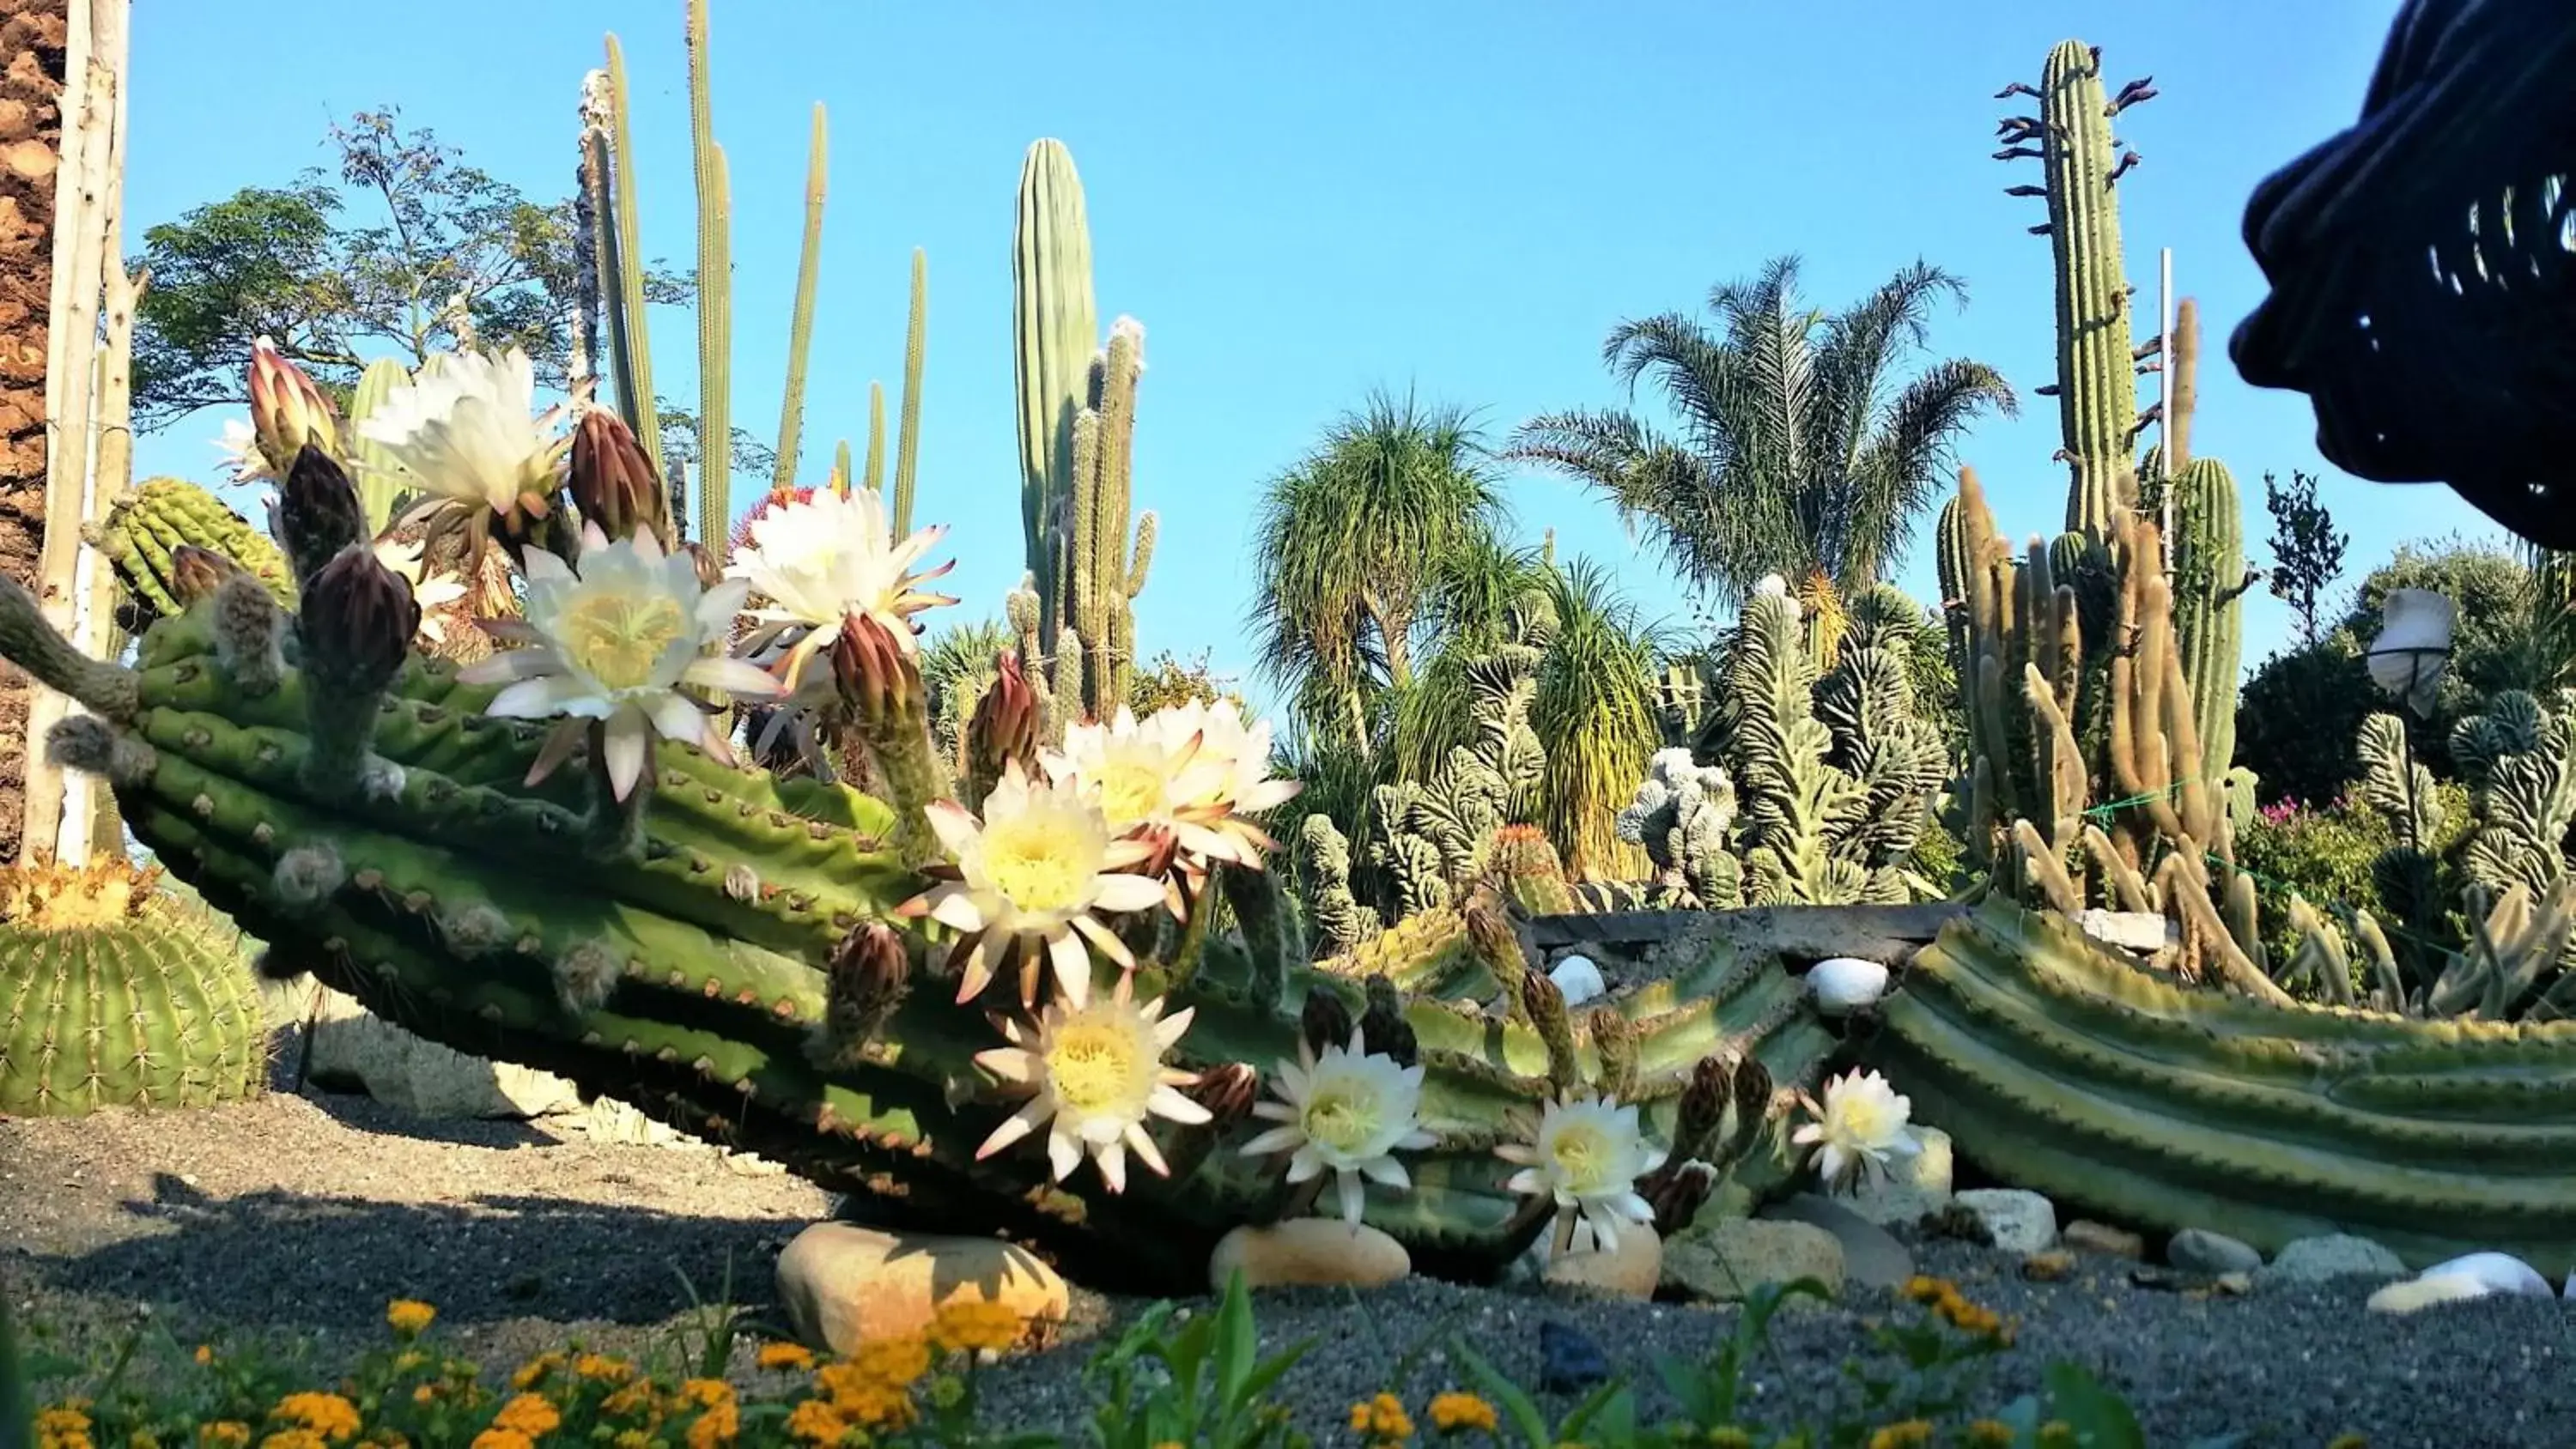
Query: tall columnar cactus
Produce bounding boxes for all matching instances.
[592,39,665,485]
[2169,455,2248,784]
[685,0,735,562]
[0,858,267,1115]
[88,479,296,629]
[1068,320,1156,718]
[890,249,927,539]
[769,102,827,492]
[1012,138,1098,631]
[343,358,416,535]
[1997,39,2156,540]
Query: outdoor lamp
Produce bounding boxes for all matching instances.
[2366,587,2458,717]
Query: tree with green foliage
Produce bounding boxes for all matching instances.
[2263,469,2348,646]
[1508,255,2015,604]
[130,106,774,477]
[1246,390,1516,748]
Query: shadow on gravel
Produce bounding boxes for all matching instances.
[21,1173,798,1332]
[291,1087,563,1150]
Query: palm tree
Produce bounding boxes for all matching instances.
[1534,558,1668,879]
[1248,389,1516,749]
[1509,255,2015,606]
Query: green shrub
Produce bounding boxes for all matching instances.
[2233,785,2472,976]
[2234,636,2376,809]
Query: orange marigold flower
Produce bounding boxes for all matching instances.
[572,1354,635,1384]
[928,1300,1024,1355]
[598,1383,656,1421]
[1348,1392,1413,1444]
[509,1355,564,1391]
[257,1434,325,1449]
[271,1393,361,1445]
[193,1346,215,1366]
[1899,1275,1950,1304]
[196,1426,252,1449]
[489,1394,561,1440]
[466,1433,534,1449]
[410,1386,438,1408]
[1428,1392,1498,1434]
[849,1336,931,1390]
[683,1399,739,1449]
[1964,1423,2016,1448]
[384,1301,437,1338]
[756,1342,817,1373]
[677,1379,736,1410]
[1865,1422,1935,1449]
[784,1400,850,1446]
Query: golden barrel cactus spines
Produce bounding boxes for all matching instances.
[0,859,268,1116]
[88,477,297,630]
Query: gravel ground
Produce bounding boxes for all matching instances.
[8,1089,2576,1446]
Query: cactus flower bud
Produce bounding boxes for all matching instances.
[169,545,242,608]
[568,409,671,548]
[1360,974,1419,1069]
[1185,1060,1260,1129]
[830,611,920,724]
[300,544,420,694]
[1588,1005,1637,1102]
[248,338,341,477]
[818,922,911,1064]
[1638,1159,1717,1234]
[1674,1053,1732,1161]
[967,652,1039,782]
[279,445,368,587]
[1299,985,1354,1061]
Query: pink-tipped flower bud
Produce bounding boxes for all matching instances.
[568,409,671,548]
[169,545,242,608]
[248,339,341,478]
[830,612,920,725]
[300,544,419,693]
[966,652,1039,782]
[278,445,367,585]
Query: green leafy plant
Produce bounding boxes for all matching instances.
[1083,1271,1311,1449]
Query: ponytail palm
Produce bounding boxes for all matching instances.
[1510,255,2015,603]
[1534,557,1668,880]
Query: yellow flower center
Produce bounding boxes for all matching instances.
[1546,1119,1622,1196]
[1093,757,1168,829]
[1830,1093,1892,1147]
[980,816,1092,914]
[556,588,686,691]
[1301,1079,1384,1156]
[1045,1018,1151,1119]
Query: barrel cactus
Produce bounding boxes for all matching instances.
[0,859,269,1116]
[88,477,297,630]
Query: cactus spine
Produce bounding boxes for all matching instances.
[771,103,827,491]
[685,0,733,563]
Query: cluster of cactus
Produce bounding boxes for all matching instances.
[1012,139,1156,726]
[87,478,297,632]
[1619,581,1947,910]
[0,858,268,1116]
[1363,608,1552,919]
[2263,694,2576,1020]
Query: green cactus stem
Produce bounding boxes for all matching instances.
[1012,139,1099,634]
[771,103,827,491]
[598,34,665,484]
[88,478,296,629]
[343,358,416,535]
[892,249,927,538]
[1,859,268,1116]
[685,0,734,565]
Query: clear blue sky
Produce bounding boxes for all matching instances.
[123,1,2502,719]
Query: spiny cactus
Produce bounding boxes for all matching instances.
[1616,748,1743,909]
[88,478,297,630]
[1298,813,1381,957]
[1363,627,1549,917]
[0,858,268,1116]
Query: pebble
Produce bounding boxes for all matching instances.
[2166,1228,2263,1276]
[774,1223,1068,1356]
[2021,1250,2076,1282]
[2061,1220,2144,1258]
[1806,957,1890,1014]
[1548,955,1607,1007]
[2255,1234,2406,1287]
[1207,1218,1411,1291]
[1542,1222,1661,1300]
[2366,1252,2555,1315]
[1662,1216,1845,1302]
[1947,1189,2058,1254]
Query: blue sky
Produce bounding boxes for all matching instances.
[123,1,2501,718]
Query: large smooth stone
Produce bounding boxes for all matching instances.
[1949,1189,2057,1254]
[2256,1234,2406,1287]
[1542,1222,1661,1300]
[1208,1218,1411,1290]
[1759,1192,1915,1289]
[1663,1216,1845,1302]
[775,1223,1069,1355]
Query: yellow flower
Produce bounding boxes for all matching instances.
[683,1398,738,1449]
[573,1354,635,1384]
[928,1300,1024,1355]
[489,1394,561,1440]
[194,1345,215,1366]
[1963,1423,2016,1448]
[1702,1430,1753,1449]
[197,1427,252,1449]
[678,1379,736,1410]
[392,1351,429,1375]
[1899,1275,1951,1304]
[37,1406,94,1449]
[1864,1422,1934,1449]
[757,1342,817,1372]
[850,1334,933,1391]
[598,1383,657,1422]
[466,1434,533,1449]
[385,1300,437,1338]
[271,1393,362,1445]
[258,1434,326,1449]
[2036,1424,2078,1449]
[1428,1392,1498,1434]
[1348,1392,1413,1443]
[130,1433,162,1449]
[510,1354,565,1391]
[785,1400,851,1446]
[410,1386,438,1408]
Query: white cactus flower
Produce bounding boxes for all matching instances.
[1496,1091,1667,1254]
[1240,1027,1437,1228]
[973,975,1208,1193]
[1792,1068,1923,1193]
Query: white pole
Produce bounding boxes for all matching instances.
[2158,246,2174,568]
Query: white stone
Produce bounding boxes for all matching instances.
[1952,1188,2057,1253]
[1208,1218,1411,1290]
[1807,957,1889,1015]
[2407,1252,2553,1300]
[1543,1221,1661,1300]
[2076,909,2173,953]
[776,1223,1069,1355]
[1548,955,1607,1008]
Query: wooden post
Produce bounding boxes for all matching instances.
[22,0,106,864]
[70,0,133,864]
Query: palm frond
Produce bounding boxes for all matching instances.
[1534,556,1668,881]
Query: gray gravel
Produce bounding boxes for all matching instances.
[9,1091,2576,1446]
